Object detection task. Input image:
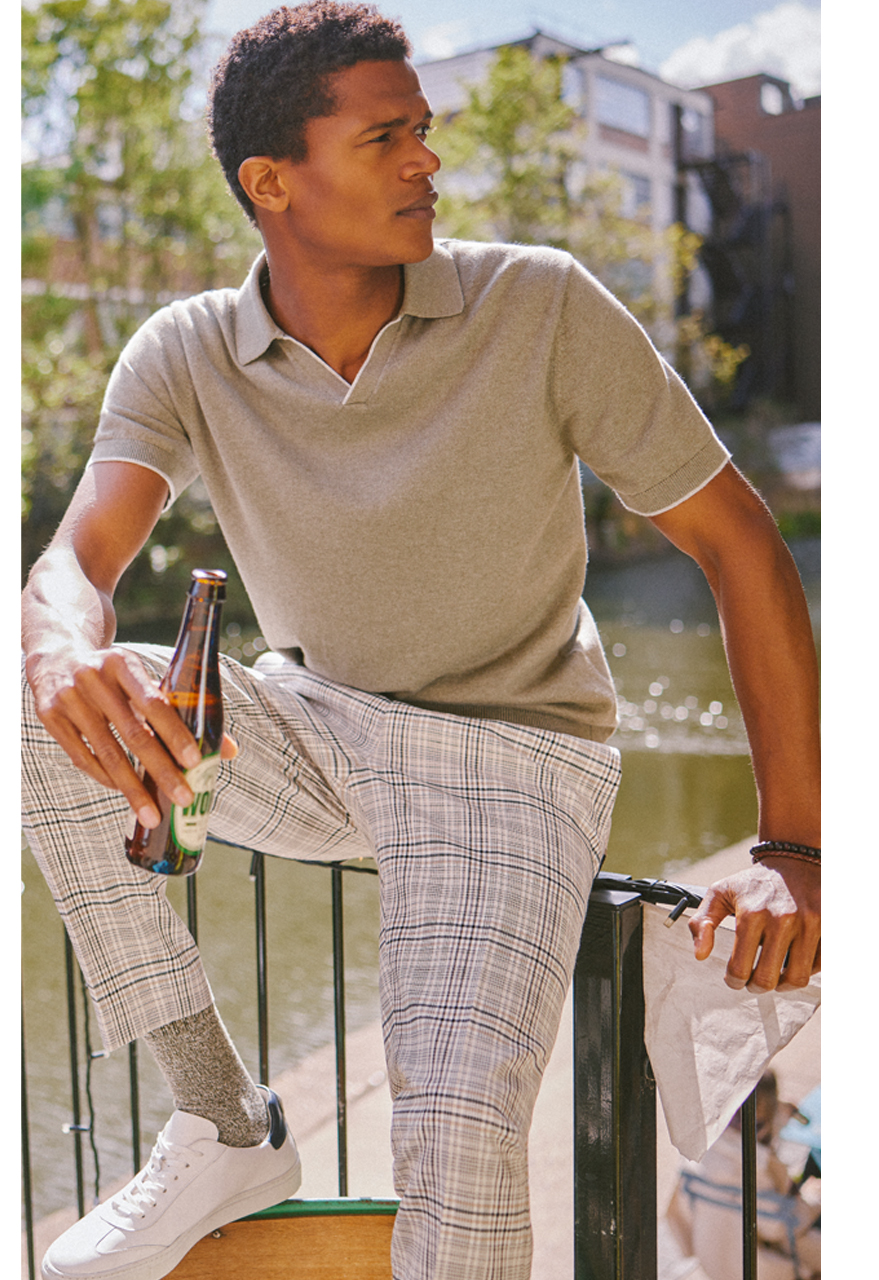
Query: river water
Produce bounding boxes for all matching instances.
[21,540,819,1224]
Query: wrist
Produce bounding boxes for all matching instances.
[751,839,820,867]
[757,817,821,849]
[756,854,821,882]
[24,638,100,692]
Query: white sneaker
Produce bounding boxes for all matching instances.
[41,1087,302,1280]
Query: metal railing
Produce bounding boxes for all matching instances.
[21,855,761,1280]
[574,873,761,1279]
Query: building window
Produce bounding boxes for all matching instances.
[678,106,710,159]
[760,82,785,115]
[561,61,583,109]
[620,171,652,218]
[595,75,651,138]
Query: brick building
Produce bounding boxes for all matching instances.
[692,74,821,419]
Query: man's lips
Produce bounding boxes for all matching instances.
[397,191,438,218]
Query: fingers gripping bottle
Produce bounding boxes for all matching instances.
[126,569,226,876]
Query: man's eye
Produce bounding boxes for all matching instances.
[367,124,432,145]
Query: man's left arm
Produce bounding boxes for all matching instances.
[648,461,820,993]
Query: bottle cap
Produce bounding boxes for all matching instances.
[189,569,227,600]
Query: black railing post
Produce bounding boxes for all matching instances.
[573,884,657,1280]
[22,999,35,1280]
[251,852,270,1087]
[128,1042,142,1175]
[741,1089,759,1280]
[186,874,198,945]
[63,933,86,1220]
[331,866,349,1196]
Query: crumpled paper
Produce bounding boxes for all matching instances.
[642,902,821,1161]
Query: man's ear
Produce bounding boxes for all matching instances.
[238,157,293,215]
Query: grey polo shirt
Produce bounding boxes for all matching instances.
[91,239,729,740]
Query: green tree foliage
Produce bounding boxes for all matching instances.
[433,45,747,402]
[22,0,258,306]
[434,47,583,247]
[434,47,660,324]
[22,0,262,640]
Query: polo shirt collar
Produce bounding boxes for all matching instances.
[235,255,285,365]
[399,240,465,320]
[234,242,465,365]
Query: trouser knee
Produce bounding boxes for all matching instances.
[391,1080,532,1187]
[388,1078,535,1280]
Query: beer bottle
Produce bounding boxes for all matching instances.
[126,569,227,876]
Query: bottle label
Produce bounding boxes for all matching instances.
[170,754,221,854]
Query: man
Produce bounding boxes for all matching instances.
[670,1072,822,1280]
[22,4,820,1279]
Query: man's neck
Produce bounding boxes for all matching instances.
[262,251,404,384]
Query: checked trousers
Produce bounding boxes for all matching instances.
[22,647,621,1280]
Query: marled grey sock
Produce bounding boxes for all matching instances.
[144,1006,269,1148]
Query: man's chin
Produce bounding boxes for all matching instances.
[396,229,436,264]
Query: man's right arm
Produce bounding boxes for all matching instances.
[22,460,212,828]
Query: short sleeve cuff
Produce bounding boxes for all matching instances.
[88,436,199,508]
[615,437,731,517]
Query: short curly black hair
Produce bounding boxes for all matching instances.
[208,2,412,222]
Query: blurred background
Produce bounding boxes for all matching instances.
[21,0,821,1230]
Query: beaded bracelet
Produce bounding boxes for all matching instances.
[750,840,821,865]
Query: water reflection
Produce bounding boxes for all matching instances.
[587,538,819,876]
[594,614,756,875]
[603,751,758,879]
[600,618,746,755]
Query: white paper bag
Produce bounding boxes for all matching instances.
[642,902,820,1161]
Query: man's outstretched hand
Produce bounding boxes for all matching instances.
[689,857,820,994]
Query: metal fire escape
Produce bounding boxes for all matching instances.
[674,109,794,410]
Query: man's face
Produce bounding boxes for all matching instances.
[277,59,440,269]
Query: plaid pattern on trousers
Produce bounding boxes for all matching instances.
[22,646,621,1280]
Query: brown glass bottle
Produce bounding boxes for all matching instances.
[125,569,226,876]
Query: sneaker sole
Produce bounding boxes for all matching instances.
[41,1150,303,1280]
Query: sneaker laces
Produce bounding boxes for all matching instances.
[111,1129,203,1221]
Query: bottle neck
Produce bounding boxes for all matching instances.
[164,590,224,747]
[173,591,223,658]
